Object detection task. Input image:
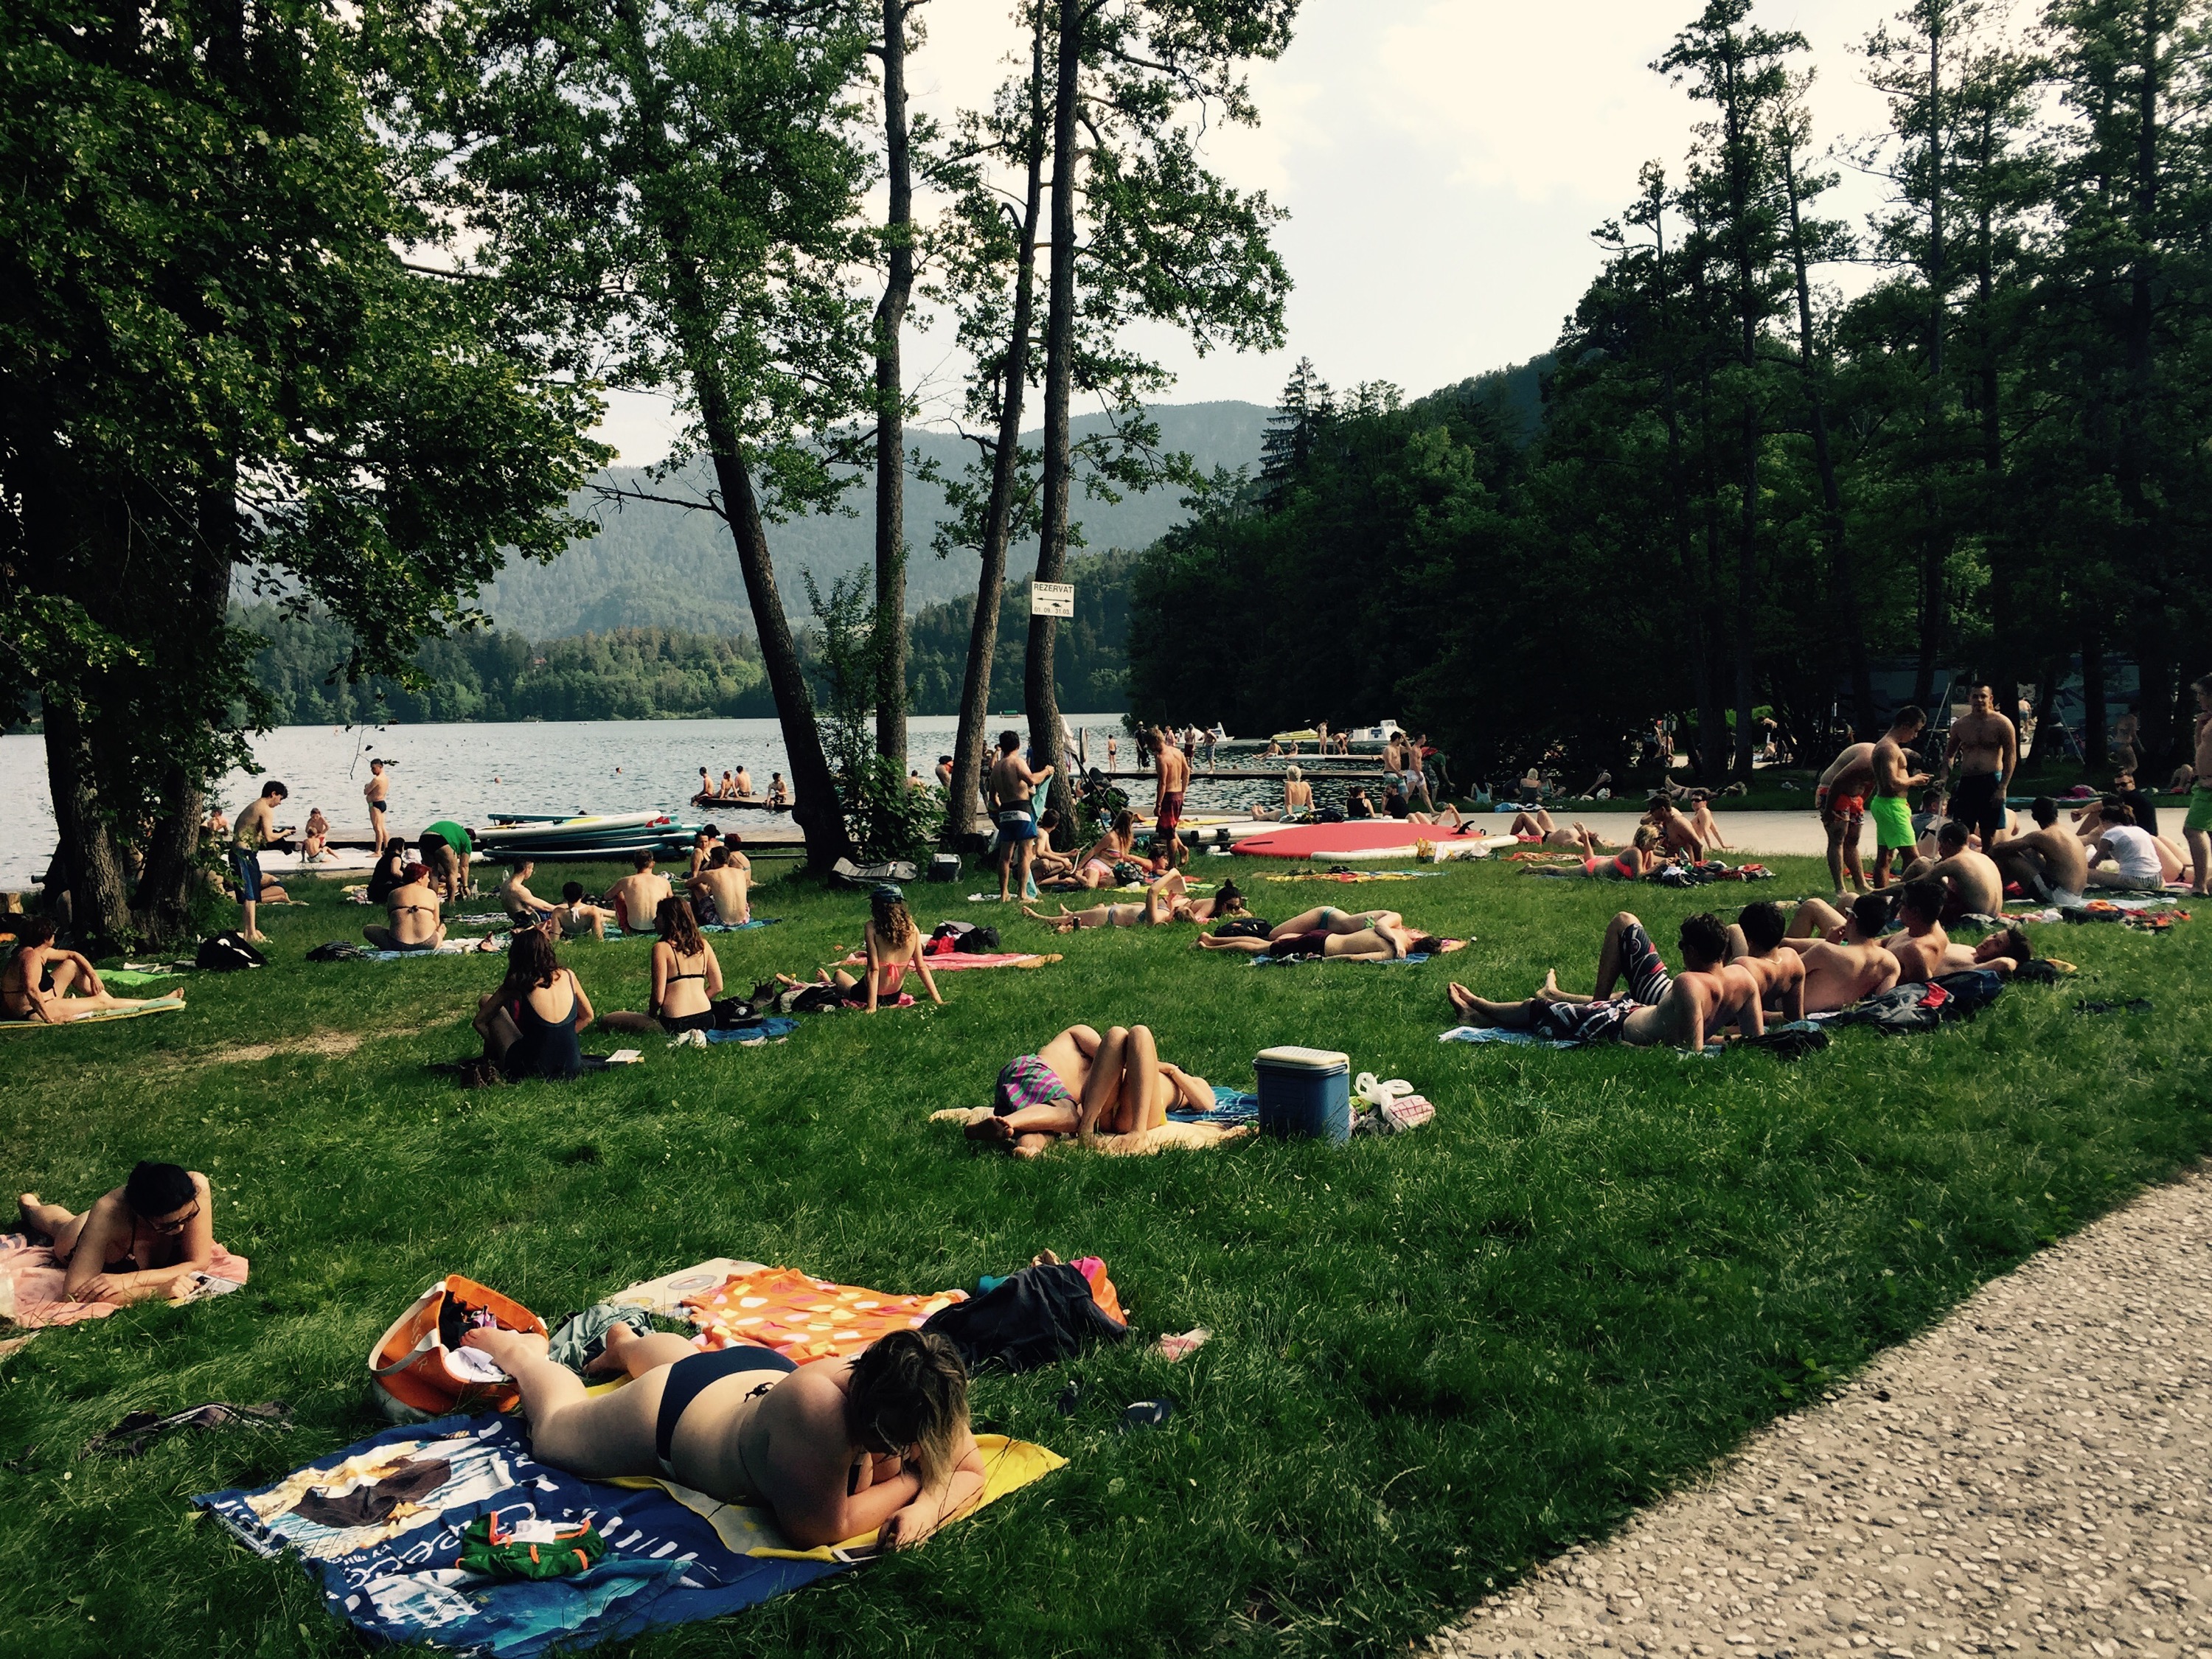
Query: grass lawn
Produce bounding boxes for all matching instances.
[3,848,2208,1658]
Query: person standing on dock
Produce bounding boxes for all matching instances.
[364,759,391,855]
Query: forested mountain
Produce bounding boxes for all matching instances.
[476,403,1266,638]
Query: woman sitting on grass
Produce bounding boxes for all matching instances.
[459,1324,987,1551]
[967,1023,1216,1158]
[1196,914,1449,960]
[17,1161,215,1304]
[777,886,944,1013]
[602,897,723,1034]
[473,928,594,1081]
[1040,811,1141,891]
[1,917,184,1023]
[363,862,445,952]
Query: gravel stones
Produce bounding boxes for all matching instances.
[1435,1167,2212,1659]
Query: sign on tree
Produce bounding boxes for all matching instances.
[1031,582,1074,618]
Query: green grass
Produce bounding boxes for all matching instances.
[3,852,2208,1658]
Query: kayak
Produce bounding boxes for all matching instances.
[476,811,670,844]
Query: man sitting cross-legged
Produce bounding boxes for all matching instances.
[1775,891,1903,1012]
[1722,899,1808,1022]
[1444,912,1763,1051]
[1903,821,2006,920]
[1987,796,2090,903]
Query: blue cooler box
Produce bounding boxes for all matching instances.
[1254,1046,1352,1144]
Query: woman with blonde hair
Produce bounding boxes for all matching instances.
[462,1324,984,1550]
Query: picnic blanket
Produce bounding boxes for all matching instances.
[1437,1025,1576,1051]
[1168,1085,1259,1126]
[195,1413,1060,1658]
[928,1106,1257,1156]
[0,1231,248,1328]
[841,950,1062,972]
[678,1265,967,1360]
[1252,950,1436,967]
[0,991,187,1030]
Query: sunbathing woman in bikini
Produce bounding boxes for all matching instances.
[460,1324,986,1551]
[1523,824,1663,880]
[17,1161,215,1304]
[1,917,182,1023]
[602,897,724,1034]
[363,863,446,951]
[1041,812,1141,891]
[1196,918,1449,960]
[776,886,944,1013]
[1254,905,1406,939]
[967,1023,1216,1158]
[1508,808,1582,847]
[1024,868,1197,931]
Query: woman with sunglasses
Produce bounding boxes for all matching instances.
[16,1161,215,1305]
[461,1324,984,1551]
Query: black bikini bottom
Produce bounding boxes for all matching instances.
[654,1346,796,1474]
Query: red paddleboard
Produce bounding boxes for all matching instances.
[1234,822,1486,859]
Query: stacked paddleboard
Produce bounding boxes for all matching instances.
[472,811,700,863]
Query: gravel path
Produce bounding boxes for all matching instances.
[1436,1166,2212,1659]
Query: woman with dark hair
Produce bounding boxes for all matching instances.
[602,897,723,1034]
[778,886,944,1013]
[473,929,593,1080]
[17,1161,216,1304]
[366,838,411,904]
[460,1324,986,1550]
[1196,916,1450,960]
[1,917,182,1023]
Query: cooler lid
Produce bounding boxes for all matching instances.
[1255,1046,1350,1072]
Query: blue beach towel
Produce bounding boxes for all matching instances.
[1438,1024,1574,1048]
[1167,1085,1259,1126]
[703,1017,800,1046]
[195,1415,842,1659]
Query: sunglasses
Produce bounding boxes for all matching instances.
[147,1205,200,1234]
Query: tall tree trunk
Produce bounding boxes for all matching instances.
[945,7,1047,850]
[1972,116,2017,735]
[1781,144,1871,734]
[2082,633,2110,768]
[1699,486,1731,791]
[1914,13,1950,712]
[1718,46,1761,784]
[41,690,133,947]
[871,0,913,768]
[1022,0,1082,817]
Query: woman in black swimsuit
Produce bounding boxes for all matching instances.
[602,897,724,1034]
[473,930,594,1080]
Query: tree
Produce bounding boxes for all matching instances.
[1259,357,1335,497]
[1022,0,1296,815]
[1660,0,1803,781]
[423,0,881,867]
[871,0,918,769]
[1,0,604,948]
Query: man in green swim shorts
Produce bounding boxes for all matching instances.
[1868,705,1932,890]
[2185,675,2212,896]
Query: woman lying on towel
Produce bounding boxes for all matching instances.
[967,1023,1216,1157]
[1523,824,1663,880]
[460,1324,986,1551]
[1196,914,1451,960]
[473,928,594,1080]
[774,884,944,1013]
[1022,871,1247,932]
[600,897,724,1034]
[17,1161,215,1304]
[1,917,184,1023]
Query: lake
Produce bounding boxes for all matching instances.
[0,713,1316,889]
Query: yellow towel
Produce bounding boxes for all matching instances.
[607,1433,1063,1560]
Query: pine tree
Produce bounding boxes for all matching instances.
[1259,357,1334,493]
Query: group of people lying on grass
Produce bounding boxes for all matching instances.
[1444,886,2033,1050]
[1193,904,1459,961]
[1509,794,1731,877]
[1023,869,1249,932]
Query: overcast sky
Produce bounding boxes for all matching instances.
[594,0,1927,465]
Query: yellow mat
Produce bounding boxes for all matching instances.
[609,1433,1064,1561]
[0,992,185,1031]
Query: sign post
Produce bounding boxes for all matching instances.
[1030,582,1074,618]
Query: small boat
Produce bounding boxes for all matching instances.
[1270,728,1320,743]
[474,810,700,861]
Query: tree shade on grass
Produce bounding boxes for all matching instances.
[2,854,2206,1658]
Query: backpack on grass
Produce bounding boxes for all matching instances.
[196,931,266,972]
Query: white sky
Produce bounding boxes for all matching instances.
[595,0,1925,465]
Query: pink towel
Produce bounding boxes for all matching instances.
[0,1232,249,1329]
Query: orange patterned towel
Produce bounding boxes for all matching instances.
[682,1266,967,1362]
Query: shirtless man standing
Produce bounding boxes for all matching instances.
[364,759,392,855]
[605,848,673,934]
[1905,821,2005,919]
[1721,900,1809,1022]
[1447,913,1763,1051]
[1941,684,2018,847]
[1815,739,1877,897]
[229,780,291,944]
[2183,676,2212,895]
[1867,706,1933,889]
[687,845,751,927]
[990,729,1053,904]
[1150,725,1190,866]
[1779,891,1903,1012]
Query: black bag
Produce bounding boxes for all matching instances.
[306,940,372,962]
[830,857,919,888]
[919,1262,1127,1374]
[1928,967,2007,1016]
[1738,1020,1831,1060]
[1213,916,1270,939]
[196,931,267,972]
